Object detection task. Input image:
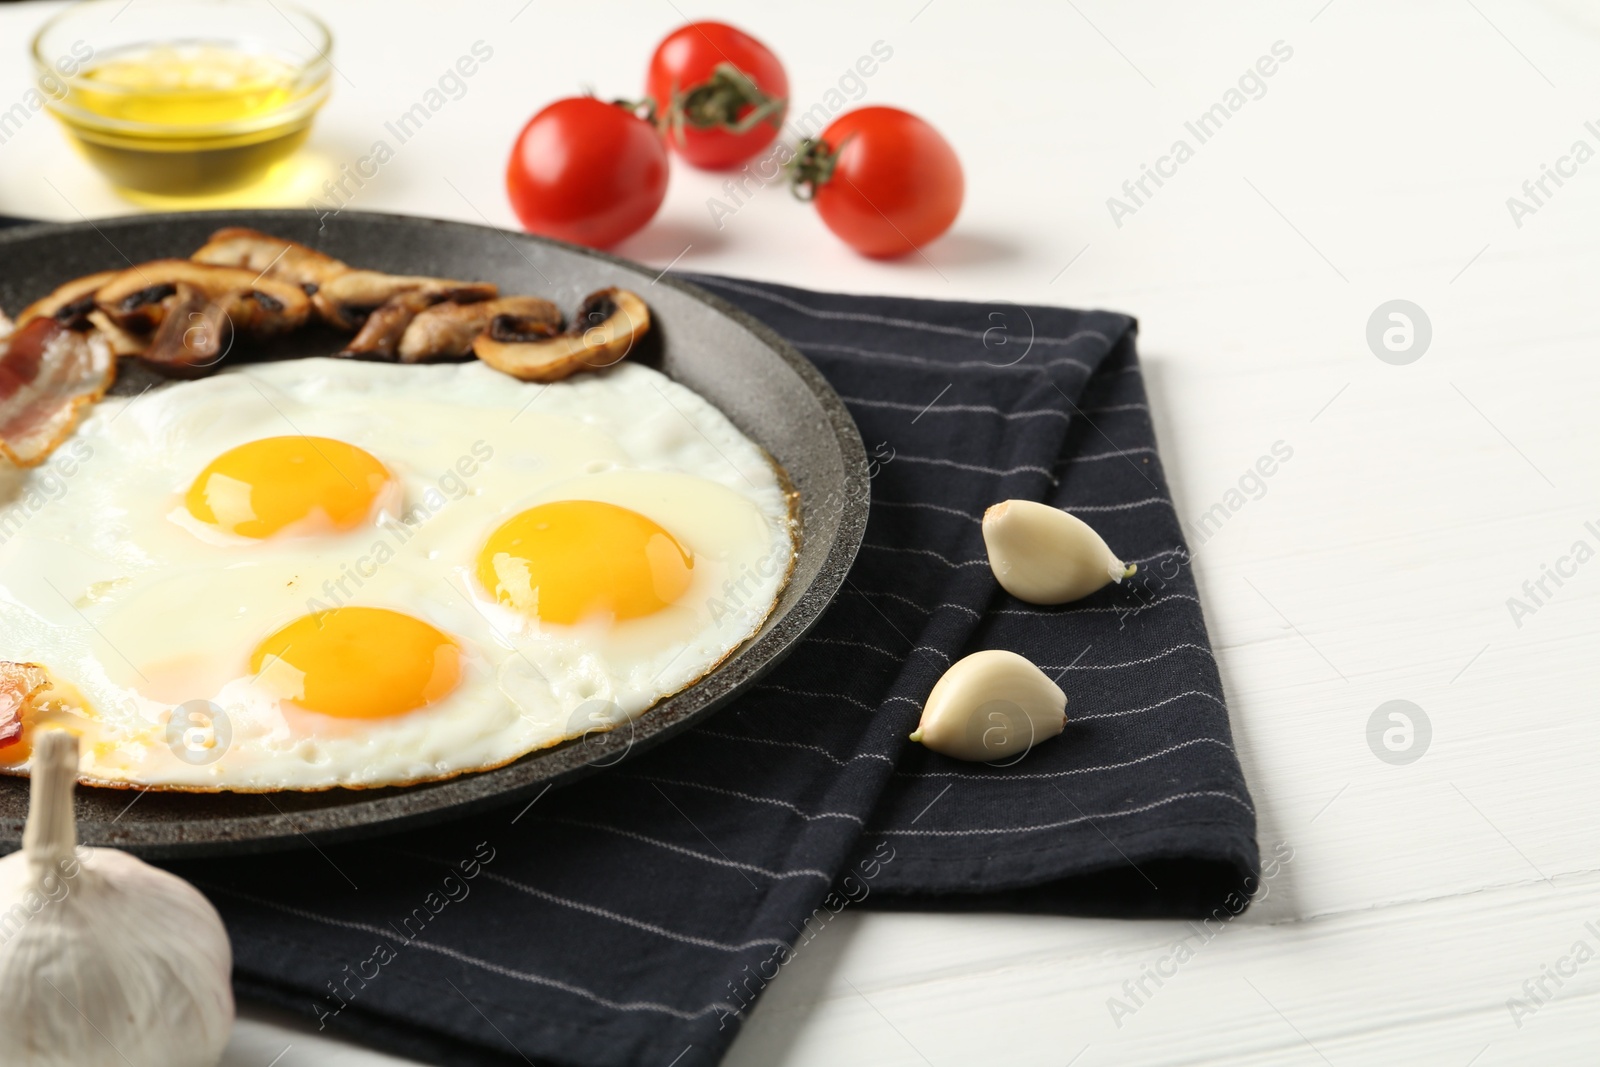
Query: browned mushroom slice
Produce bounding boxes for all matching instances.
[397,295,562,363]
[191,227,350,293]
[17,271,122,329]
[473,288,650,383]
[220,285,308,339]
[338,290,444,360]
[314,270,497,332]
[95,260,310,337]
[84,310,148,358]
[136,284,232,373]
[12,272,147,357]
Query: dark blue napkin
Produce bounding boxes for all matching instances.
[1,217,1256,1067]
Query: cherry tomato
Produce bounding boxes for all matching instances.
[795,107,964,259]
[506,97,669,249]
[647,21,788,170]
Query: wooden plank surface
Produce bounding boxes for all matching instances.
[1,1,1593,1063]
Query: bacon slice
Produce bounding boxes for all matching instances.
[0,662,49,749]
[0,318,115,468]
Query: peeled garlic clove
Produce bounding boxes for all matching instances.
[0,730,234,1067]
[909,649,1067,761]
[982,499,1135,604]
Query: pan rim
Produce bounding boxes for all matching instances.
[0,208,870,857]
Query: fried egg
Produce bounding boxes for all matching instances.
[0,357,794,790]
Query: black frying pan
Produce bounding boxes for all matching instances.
[0,210,868,857]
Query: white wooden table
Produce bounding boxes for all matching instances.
[5,0,1597,1062]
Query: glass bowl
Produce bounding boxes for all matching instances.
[31,0,332,198]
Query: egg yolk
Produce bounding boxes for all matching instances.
[185,436,392,538]
[476,500,694,625]
[250,607,461,719]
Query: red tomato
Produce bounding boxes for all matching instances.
[506,97,669,249]
[800,107,964,259]
[647,21,788,170]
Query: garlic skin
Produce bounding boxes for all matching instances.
[0,731,234,1067]
[982,499,1135,604]
[909,650,1067,762]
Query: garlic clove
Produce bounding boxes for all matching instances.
[982,499,1135,604]
[0,729,235,1067]
[909,649,1067,762]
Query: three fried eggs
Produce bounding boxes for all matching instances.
[0,358,794,790]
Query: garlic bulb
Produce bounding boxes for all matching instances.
[0,730,234,1067]
[982,499,1135,604]
[909,650,1067,761]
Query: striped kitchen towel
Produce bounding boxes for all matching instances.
[178,277,1257,1067]
[1,214,1254,1067]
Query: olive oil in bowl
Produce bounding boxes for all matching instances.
[32,1,331,198]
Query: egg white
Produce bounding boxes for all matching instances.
[0,358,795,790]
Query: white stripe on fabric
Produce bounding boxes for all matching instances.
[1064,446,1159,464]
[1080,403,1150,414]
[840,395,1073,421]
[858,543,989,568]
[200,884,731,1019]
[894,453,1055,478]
[380,847,786,952]
[1126,548,1189,567]
[863,789,1254,837]
[483,874,784,952]
[1066,497,1171,513]
[691,276,1116,349]
[1071,689,1227,723]
[529,817,832,881]
[1040,643,1211,671]
[988,593,1200,616]
[799,340,1096,375]
[892,738,1234,780]
[871,499,981,524]
[802,635,951,664]
[803,635,905,660]
[753,683,877,713]
[841,587,984,618]
[872,495,1170,521]
[694,728,897,767]
[627,775,868,824]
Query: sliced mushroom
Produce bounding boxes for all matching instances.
[473,288,650,383]
[339,290,445,360]
[95,260,310,337]
[83,310,148,358]
[192,228,498,333]
[137,284,233,373]
[191,227,350,293]
[15,272,146,357]
[314,270,497,332]
[17,271,122,329]
[397,295,562,363]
